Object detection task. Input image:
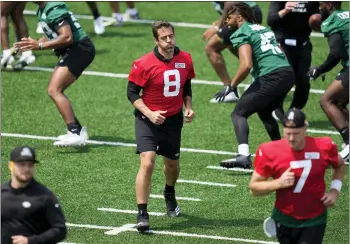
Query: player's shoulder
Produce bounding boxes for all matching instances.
[257,140,285,157]
[310,136,335,149]
[31,179,56,196]
[132,52,155,69]
[45,2,68,13]
[321,10,349,35]
[177,50,193,62]
[1,182,10,192]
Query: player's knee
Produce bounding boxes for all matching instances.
[204,43,215,56]
[47,86,62,98]
[1,17,8,32]
[165,160,179,171]
[320,94,331,109]
[140,153,155,172]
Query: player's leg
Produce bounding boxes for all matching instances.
[272,44,297,121]
[125,1,140,19]
[205,25,239,103]
[11,2,36,69]
[52,38,95,146]
[86,2,105,35]
[134,116,159,232]
[289,41,312,110]
[159,126,182,217]
[109,2,123,26]
[297,224,326,244]
[276,224,301,244]
[320,70,349,161]
[1,2,16,68]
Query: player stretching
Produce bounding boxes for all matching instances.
[14,2,95,147]
[215,2,295,169]
[308,2,349,162]
[203,1,263,103]
[249,108,345,244]
[127,21,195,232]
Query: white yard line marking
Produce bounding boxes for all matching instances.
[66,222,278,243]
[207,166,254,173]
[104,223,279,244]
[97,208,165,216]
[150,194,201,202]
[0,130,339,158]
[23,9,323,38]
[306,128,338,135]
[59,243,81,244]
[23,66,326,95]
[177,179,236,188]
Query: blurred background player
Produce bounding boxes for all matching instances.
[215,2,295,169]
[14,1,95,147]
[203,1,263,103]
[110,1,140,26]
[249,108,345,244]
[2,146,67,244]
[127,21,195,232]
[308,1,349,163]
[267,1,320,121]
[1,2,36,69]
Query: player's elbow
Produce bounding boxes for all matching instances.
[62,34,73,46]
[241,61,252,72]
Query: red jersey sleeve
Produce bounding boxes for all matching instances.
[325,140,339,167]
[253,145,273,178]
[128,60,148,87]
[186,54,195,80]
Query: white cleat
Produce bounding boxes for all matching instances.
[94,16,105,35]
[210,91,240,103]
[340,143,349,165]
[54,127,89,147]
[1,49,15,69]
[14,51,36,70]
[36,23,44,34]
[113,13,124,26]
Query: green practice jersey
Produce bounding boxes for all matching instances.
[230,22,290,79]
[321,9,349,68]
[36,2,87,42]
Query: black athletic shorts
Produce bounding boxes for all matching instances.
[218,5,263,45]
[336,68,349,89]
[134,110,183,160]
[276,223,326,244]
[55,37,95,79]
[234,67,295,117]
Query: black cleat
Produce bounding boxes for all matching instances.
[220,154,252,169]
[136,212,150,233]
[164,192,181,217]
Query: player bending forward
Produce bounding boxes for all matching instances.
[250,108,345,244]
[127,21,195,232]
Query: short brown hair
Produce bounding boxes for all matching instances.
[152,21,175,40]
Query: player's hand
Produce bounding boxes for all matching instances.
[215,85,238,102]
[11,235,28,244]
[285,2,297,12]
[307,67,325,81]
[321,189,339,207]
[277,167,295,189]
[184,108,195,123]
[147,110,167,125]
[202,27,218,41]
[13,37,40,51]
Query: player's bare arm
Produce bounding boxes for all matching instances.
[321,154,346,207]
[133,99,166,126]
[14,23,73,51]
[231,44,252,88]
[249,167,295,196]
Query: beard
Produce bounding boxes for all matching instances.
[14,173,32,184]
[320,8,330,21]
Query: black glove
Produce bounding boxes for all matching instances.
[308,67,325,81]
[215,85,239,102]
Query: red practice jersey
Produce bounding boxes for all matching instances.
[254,136,339,220]
[128,49,195,117]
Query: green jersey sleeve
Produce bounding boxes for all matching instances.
[231,32,250,51]
[46,3,70,26]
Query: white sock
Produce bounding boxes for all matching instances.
[238,144,250,156]
[126,8,138,16]
[22,50,33,57]
[112,13,123,22]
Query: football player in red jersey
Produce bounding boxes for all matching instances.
[127,20,195,232]
[249,108,345,244]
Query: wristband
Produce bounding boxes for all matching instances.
[39,42,43,50]
[330,179,342,192]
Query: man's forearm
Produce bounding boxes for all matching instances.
[183,96,192,109]
[133,98,152,117]
[231,65,251,88]
[249,179,281,196]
